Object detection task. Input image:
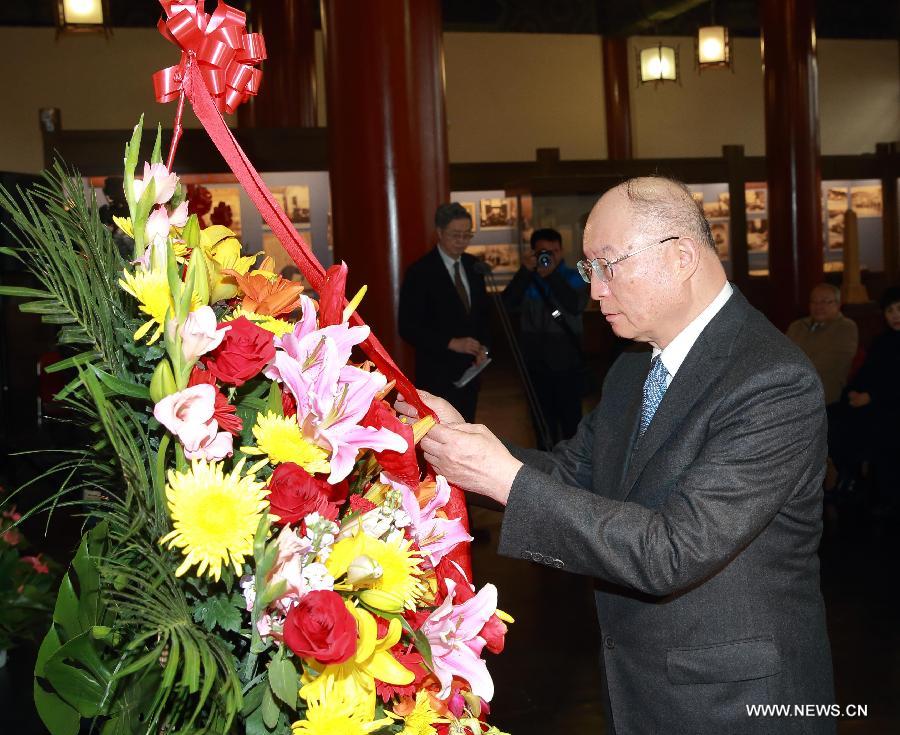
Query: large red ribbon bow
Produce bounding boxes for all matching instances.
[153,0,266,115]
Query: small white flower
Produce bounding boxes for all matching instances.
[302,562,334,592]
[240,575,256,611]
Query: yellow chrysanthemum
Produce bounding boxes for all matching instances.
[119,265,173,343]
[293,678,391,735]
[327,532,426,613]
[228,307,295,337]
[300,603,414,722]
[159,459,268,581]
[242,412,330,475]
[392,691,447,735]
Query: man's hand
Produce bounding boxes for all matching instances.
[420,423,522,505]
[448,337,483,358]
[848,390,871,408]
[395,389,465,425]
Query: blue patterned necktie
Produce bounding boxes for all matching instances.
[639,356,669,437]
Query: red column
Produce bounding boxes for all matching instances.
[321,0,450,367]
[602,37,633,160]
[761,0,823,328]
[239,0,317,128]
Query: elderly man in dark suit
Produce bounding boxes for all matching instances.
[399,202,491,423]
[399,178,835,734]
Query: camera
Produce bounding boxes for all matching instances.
[536,249,553,269]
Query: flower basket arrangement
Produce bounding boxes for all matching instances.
[0,3,511,733]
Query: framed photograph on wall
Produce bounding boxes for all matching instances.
[205,186,243,236]
[747,218,768,252]
[460,201,478,229]
[827,214,845,250]
[745,186,767,214]
[710,221,729,259]
[703,193,729,219]
[466,243,520,273]
[826,187,848,214]
[285,185,311,227]
[263,231,314,286]
[850,185,882,217]
[479,198,517,230]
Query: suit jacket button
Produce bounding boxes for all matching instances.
[604,635,615,650]
[523,551,534,561]
[533,552,544,562]
[554,559,564,568]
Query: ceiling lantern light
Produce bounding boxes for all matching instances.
[639,43,679,84]
[57,0,110,34]
[697,25,731,69]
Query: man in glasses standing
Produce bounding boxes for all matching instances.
[399,202,490,423]
[401,178,835,733]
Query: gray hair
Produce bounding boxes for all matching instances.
[811,282,841,303]
[623,176,716,251]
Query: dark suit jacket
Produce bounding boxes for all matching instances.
[499,290,835,734]
[398,247,491,394]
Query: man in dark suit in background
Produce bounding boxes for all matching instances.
[401,178,835,733]
[399,203,490,423]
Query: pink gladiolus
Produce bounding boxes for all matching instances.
[183,429,234,462]
[145,207,171,247]
[180,307,229,362]
[133,162,178,206]
[169,200,189,228]
[421,579,498,702]
[154,384,218,451]
[397,475,473,567]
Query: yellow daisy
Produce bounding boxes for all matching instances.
[119,265,173,344]
[227,307,295,338]
[392,691,447,735]
[327,532,427,613]
[159,458,268,581]
[242,412,330,475]
[199,225,257,303]
[293,678,392,735]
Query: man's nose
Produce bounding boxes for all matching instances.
[591,277,610,300]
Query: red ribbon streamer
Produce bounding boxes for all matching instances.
[154,1,471,581]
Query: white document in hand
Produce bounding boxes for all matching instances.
[452,357,492,388]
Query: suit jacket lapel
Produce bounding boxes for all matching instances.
[606,353,649,501]
[619,289,748,501]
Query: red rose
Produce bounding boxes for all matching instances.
[267,463,340,526]
[283,590,357,664]
[204,316,275,387]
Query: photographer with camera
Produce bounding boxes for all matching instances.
[502,228,589,448]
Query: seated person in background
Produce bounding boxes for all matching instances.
[830,286,900,507]
[502,228,589,447]
[786,283,858,407]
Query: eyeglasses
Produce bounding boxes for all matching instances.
[576,236,679,283]
[444,230,475,243]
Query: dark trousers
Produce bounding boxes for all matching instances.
[528,363,582,450]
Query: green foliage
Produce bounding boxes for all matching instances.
[0,154,246,734]
[192,591,245,634]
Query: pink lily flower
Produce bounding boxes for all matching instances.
[133,162,179,206]
[308,366,407,484]
[183,429,233,462]
[180,307,229,362]
[395,475,473,567]
[420,579,498,702]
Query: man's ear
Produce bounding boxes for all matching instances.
[675,237,701,281]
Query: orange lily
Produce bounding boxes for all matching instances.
[222,256,304,317]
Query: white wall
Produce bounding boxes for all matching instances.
[0,27,896,174]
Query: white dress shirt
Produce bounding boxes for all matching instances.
[436,245,471,302]
[653,282,734,386]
